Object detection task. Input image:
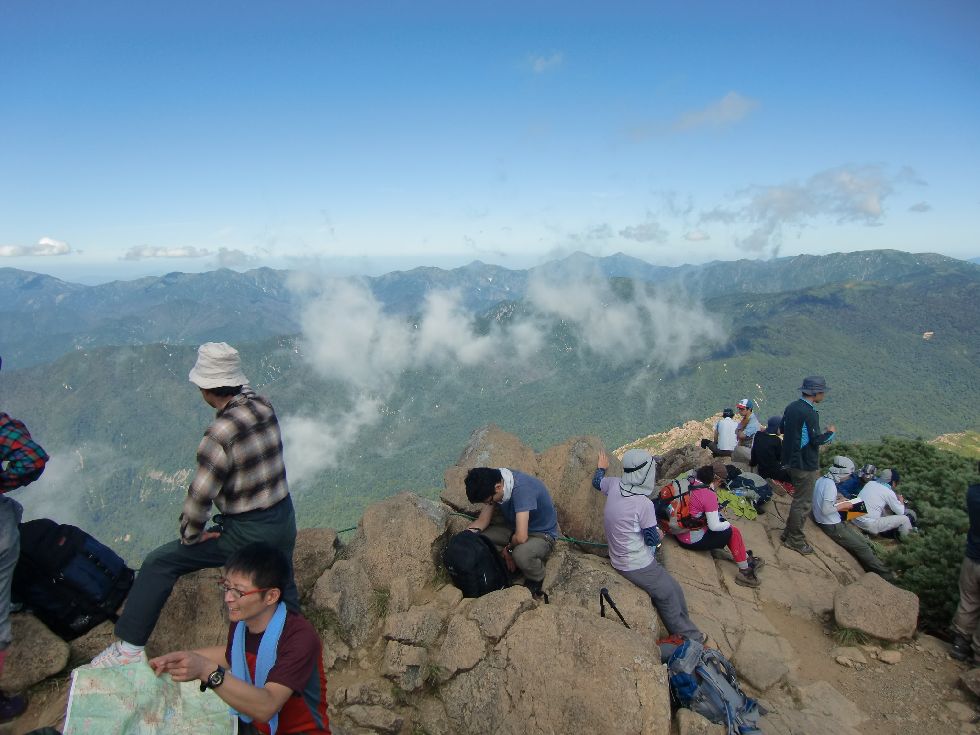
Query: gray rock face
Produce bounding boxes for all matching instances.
[0,614,69,692]
[383,603,446,647]
[441,606,672,735]
[960,667,980,698]
[677,708,726,735]
[311,558,379,647]
[435,615,485,679]
[466,585,534,642]
[658,444,713,482]
[147,568,229,656]
[382,640,428,691]
[733,629,796,691]
[292,527,339,595]
[834,572,919,641]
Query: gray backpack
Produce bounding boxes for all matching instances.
[667,638,764,735]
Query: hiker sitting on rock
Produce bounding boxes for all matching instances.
[464,467,558,599]
[811,456,895,581]
[735,398,761,446]
[701,408,738,458]
[150,543,330,735]
[592,448,707,644]
[852,464,915,540]
[673,463,764,588]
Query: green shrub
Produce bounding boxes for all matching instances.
[826,438,979,633]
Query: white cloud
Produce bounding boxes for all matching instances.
[215,247,254,268]
[0,236,71,257]
[528,52,563,74]
[701,164,908,257]
[122,245,211,260]
[908,201,932,213]
[684,229,711,242]
[619,216,668,243]
[280,403,381,488]
[673,91,758,131]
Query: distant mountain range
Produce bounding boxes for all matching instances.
[2,249,974,368]
[2,249,977,561]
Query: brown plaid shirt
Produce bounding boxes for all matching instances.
[179,389,289,544]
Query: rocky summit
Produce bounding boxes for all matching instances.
[6,425,977,735]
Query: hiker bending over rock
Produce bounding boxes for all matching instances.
[780,375,836,555]
[811,456,895,581]
[151,543,330,735]
[674,463,764,588]
[93,342,300,668]
[592,449,706,643]
[950,468,980,664]
[701,408,737,457]
[464,467,558,599]
[0,354,49,722]
[852,464,915,539]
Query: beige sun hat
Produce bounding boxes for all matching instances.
[188,342,249,389]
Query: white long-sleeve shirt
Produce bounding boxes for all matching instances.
[857,480,905,521]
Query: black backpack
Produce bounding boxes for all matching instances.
[12,519,135,640]
[442,531,509,598]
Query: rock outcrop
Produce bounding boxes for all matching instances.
[834,572,920,641]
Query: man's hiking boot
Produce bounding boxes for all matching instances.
[747,551,766,572]
[734,569,761,588]
[782,540,814,556]
[951,634,973,662]
[0,692,27,723]
[524,579,549,603]
[90,640,147,668]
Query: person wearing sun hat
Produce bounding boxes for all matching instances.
[92,342,299,668]
[780,375,837,555]
[591,448,705,643]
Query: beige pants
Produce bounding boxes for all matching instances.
[952,556,980,662]
[482,523,555,582]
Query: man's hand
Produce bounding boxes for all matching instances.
[501,546,517,573]
[597,449,609,470]
[198,530,221,543]
[827,424,837,434]
[149,651,212,683]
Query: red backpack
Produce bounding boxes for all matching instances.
[658,476,708,536]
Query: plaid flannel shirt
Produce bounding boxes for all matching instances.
[0,412,49,491]
[179,389,289,544]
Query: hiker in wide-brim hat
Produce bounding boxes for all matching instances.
[620,448,658,496]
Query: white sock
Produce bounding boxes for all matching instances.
[737,561,750,571]
[118,641,144,655]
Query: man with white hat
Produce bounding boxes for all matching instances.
[591,448,705,643]
[92,342,299,667]
[811,456,894,581]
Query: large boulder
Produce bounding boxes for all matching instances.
[311,558,379,647]
[440,605,671,735]
[658,444,713,483]
[348,492,448,612]
[442,425,539,513]
[834,572,919,641]
[293,527,339,596]
[0,614,69,692]
[537,435,619,551]
[147,569,228,656]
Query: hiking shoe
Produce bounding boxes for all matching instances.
[524,579,549,603]
[734,570,761,588]
[747,553,766,573]
[90,641,147,668]
[782,540,814,556]
[0,692,27,722]
[951,635,973,662]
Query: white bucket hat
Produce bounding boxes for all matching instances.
[620,449,657,496]
[188,342,249,389]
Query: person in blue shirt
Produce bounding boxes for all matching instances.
[464,467,559,599]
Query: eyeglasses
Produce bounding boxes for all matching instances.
[217,580,270,600]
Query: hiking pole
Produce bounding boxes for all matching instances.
[599,587,630,628]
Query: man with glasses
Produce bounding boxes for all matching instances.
[464,466,559,599]
[151,543,330,735]
[93,342,299,667]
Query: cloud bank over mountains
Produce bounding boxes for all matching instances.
[279,268,724,486]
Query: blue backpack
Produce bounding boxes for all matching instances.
[12,519,134,640]
[667,638,764,735]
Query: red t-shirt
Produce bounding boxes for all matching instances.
[224,612,330,734]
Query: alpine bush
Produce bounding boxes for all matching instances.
[826,438,979,633]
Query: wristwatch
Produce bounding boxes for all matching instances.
[200,665,225,692]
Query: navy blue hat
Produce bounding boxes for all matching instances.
[800,376,830,396]
[765,415,782,434]
[722,408,735,418]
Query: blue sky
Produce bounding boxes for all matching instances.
[1,0,978,283]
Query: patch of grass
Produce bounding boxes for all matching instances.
[391,684,412,707]
[306,606,344,639]
[411,725,433,735]
[833,627,871,647]
[423,662,445,688]
[373,587,391,618]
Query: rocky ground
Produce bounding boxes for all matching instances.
[3,425,978,734]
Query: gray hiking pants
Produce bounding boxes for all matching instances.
[618,560,703,641]
[816,521,893,579]
[483,523,555,582]
[784,468,819,546]
[952,557,980,665]
[0,497,22,651]
[115,496,299,646]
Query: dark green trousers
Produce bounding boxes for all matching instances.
[816,520,894,579]
[115,496,298,646]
